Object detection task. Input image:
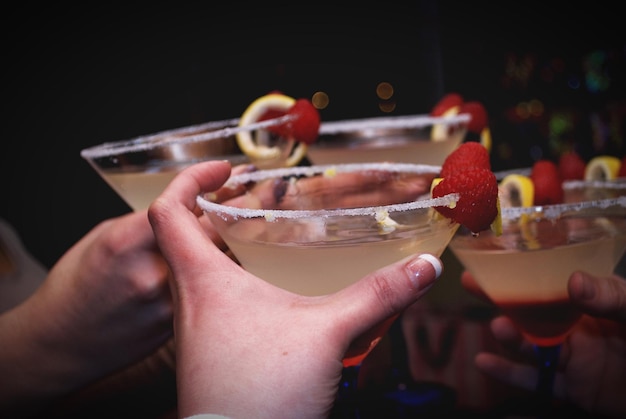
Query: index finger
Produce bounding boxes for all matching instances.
[568,271,626,322]
[148,160,232,274]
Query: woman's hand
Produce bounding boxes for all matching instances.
[148,161,443,419]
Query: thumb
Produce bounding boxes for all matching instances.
[333,253,443,339]
[568,271,626,323]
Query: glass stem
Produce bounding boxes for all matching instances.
[534,344,561,414]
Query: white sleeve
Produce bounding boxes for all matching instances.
[183,415,232,419]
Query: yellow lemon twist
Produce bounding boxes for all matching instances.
[498,173,538,247]
[584,155,621,181]
[237,93,308,167]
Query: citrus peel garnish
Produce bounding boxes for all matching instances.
[490,197,502,236]
[375,209,399,232]
[499,174,534,208]
[431,106,462,142]
[584,155,621,181]
[498,173,538,247]
[429,94,491,152]
[237,93,311,167]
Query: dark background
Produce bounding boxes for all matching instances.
[2,2,625,268]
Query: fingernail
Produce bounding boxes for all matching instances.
[406,253,442,290]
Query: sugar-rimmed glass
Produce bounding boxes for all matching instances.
[197,162,461,415]
[449,191,626,415]
[80,115,297,211]
[307,113,470,165]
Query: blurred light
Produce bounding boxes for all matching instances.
[376,82,394,100]
[551,57,565,72]
[311,91,329,110]
[548,112,572,136]
[584,50,611,93]
[515,102,530,119]
[567,75,581,90]
[528,99,544,117]
[379,101,396,113]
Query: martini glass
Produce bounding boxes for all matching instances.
[307,113,470,165]
[449,192,626,415]
[196,162,461,415]
[80,115,299,211]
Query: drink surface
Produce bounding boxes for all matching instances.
[96,154,248,211]
[306,135,463,166]
[223,222,458,296]
[307,115,468,166]
[198,161,463,367]
[81,118,248,211]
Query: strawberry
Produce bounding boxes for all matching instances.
[531,160,563,205]
[619,155,626,177]
[259,97,320,145]
[440,142,491,178]
[558,151,586,180]
[285,99,320,145]
[431,93,463,116]
[458,101,488,135]
[432,167,499,233]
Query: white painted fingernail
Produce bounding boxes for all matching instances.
[419,253,442,278]
[407,253,442,291]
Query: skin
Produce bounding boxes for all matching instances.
[148,160,444,419]
[0,211,173,417]
[462,270,626,418]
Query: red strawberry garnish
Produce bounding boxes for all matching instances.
[458,101,488,135]
[531,160,563,205]
[430,93,463,116]
[284,99,320,145]
[259,108,287,124]
[558,151,586,180]
[259,98,320,145]
[619,156,626,178]
[440,142,491,178]
[433,167,499,233]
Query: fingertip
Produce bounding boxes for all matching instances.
[490,316,521,341]
[406,254,442,292]
[418,253,443,278]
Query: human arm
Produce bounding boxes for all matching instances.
[0,211,173,417]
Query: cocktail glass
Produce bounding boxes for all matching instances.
[562,178,626,202]
[80,115,298,211]
[449,192,626,414]
[196,162,461,415]
[305,112,471,414]
[307,113,470,165]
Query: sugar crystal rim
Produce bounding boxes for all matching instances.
[318,113,471,135]
[197,162,459,219]
[501,195,626,220]
[81,112,472,159]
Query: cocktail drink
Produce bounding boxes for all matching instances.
[306,114,470,165]
[197,162,461,365]
[562,178,626,202]
[80,116,300,211]
[449,193,626,407]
